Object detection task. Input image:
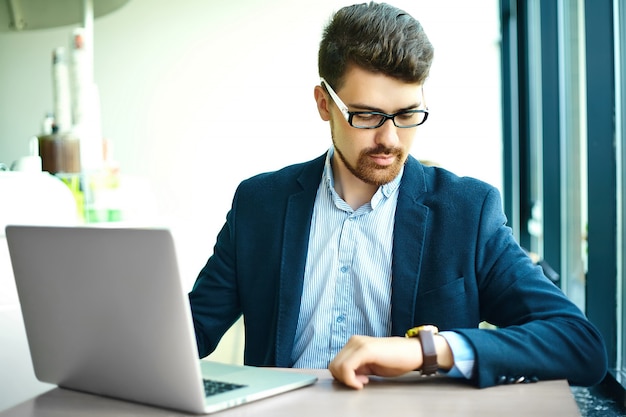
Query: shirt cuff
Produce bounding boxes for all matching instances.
[438,331,475,379]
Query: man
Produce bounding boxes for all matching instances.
[189,2,607,389]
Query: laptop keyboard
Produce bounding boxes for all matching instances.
[203,379,247,397]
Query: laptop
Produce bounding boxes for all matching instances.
[5,225,316,414]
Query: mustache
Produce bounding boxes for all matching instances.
[362,145,403,157]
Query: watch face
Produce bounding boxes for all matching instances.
[420,325,439,334]
[405,325,439,338]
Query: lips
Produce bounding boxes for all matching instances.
[369,154,395,166]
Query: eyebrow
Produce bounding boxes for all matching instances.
[347,102,423,113]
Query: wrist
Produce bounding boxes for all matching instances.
[434,334,454,371]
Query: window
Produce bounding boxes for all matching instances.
[501,0,625,386]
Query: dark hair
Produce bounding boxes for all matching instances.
[318,2,434,89]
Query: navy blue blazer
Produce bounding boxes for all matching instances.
[189,153,607,388]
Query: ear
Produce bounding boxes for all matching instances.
[314,85,331,121]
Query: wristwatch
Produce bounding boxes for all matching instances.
[405,325,439,375]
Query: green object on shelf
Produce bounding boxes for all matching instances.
[57,172,123,224]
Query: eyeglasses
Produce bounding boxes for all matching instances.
[320,78,429,129]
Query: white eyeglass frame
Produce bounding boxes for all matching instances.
[320,77,351,120]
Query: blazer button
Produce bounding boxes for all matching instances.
[508,377,516,384]
[497,376,507,385]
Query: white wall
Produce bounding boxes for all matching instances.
[0,0,501,410]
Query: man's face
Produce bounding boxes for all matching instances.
[317,66,425,186]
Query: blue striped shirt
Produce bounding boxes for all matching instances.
[291,147,399,367]
[291,147,474,379]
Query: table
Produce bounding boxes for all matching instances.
[0,369,581,416]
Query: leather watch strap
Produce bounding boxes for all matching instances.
[405,325,439,375]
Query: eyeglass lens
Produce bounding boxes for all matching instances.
[350,111,427,128]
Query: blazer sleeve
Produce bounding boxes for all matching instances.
[452,187,607,388]
[188,193,242,358]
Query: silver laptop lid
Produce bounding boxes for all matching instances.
[6,225,207,413]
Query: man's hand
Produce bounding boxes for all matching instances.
[328,335,422,389]
[328,334,454,389]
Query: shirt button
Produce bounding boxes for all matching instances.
[336,315,345,323]
[340,266,349,273]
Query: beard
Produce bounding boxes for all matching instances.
[332,136,406,186]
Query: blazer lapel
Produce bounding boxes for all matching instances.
[274,154,326,366]
[391,157,429,335]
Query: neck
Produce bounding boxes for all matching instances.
[331,157,378,210]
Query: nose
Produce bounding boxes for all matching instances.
[374,118,401,147]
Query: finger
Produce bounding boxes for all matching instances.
[329,362,370,389]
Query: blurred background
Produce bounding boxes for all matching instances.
[0,0,502,281]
